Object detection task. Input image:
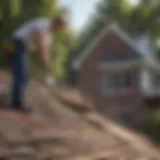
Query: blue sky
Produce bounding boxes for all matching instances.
[60,0,139,31]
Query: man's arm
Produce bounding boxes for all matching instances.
[33,30,52,72]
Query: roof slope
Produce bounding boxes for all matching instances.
[72,23,160,71]
[0,73,159,160]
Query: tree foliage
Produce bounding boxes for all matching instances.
[0,0,77,81]
[78,0,160,52]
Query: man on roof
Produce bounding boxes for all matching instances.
[3,16,66,113]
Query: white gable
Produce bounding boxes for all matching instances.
[72,22,159,71]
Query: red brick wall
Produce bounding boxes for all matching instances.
[78,30,146,128]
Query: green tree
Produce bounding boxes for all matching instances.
[0,0,78,83]
[53,29,78,80]
[78,0,160,52]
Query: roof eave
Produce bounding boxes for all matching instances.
[72,23,158,71]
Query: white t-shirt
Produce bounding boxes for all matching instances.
[13,18,53,51]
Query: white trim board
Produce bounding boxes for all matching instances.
[99,59,141,70]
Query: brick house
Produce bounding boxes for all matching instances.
[72,23,160,128]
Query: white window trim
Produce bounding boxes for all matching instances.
[99,59,141,70]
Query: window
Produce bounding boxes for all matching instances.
[152,74,160,90]
[103,70,135,93]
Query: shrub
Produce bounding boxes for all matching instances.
[143,109,160,143]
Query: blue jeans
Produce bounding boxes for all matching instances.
[9,38,30,106]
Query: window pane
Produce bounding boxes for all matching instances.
[105,70,134,92]
[126,71,133,88]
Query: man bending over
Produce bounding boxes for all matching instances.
[3,16,66,112]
